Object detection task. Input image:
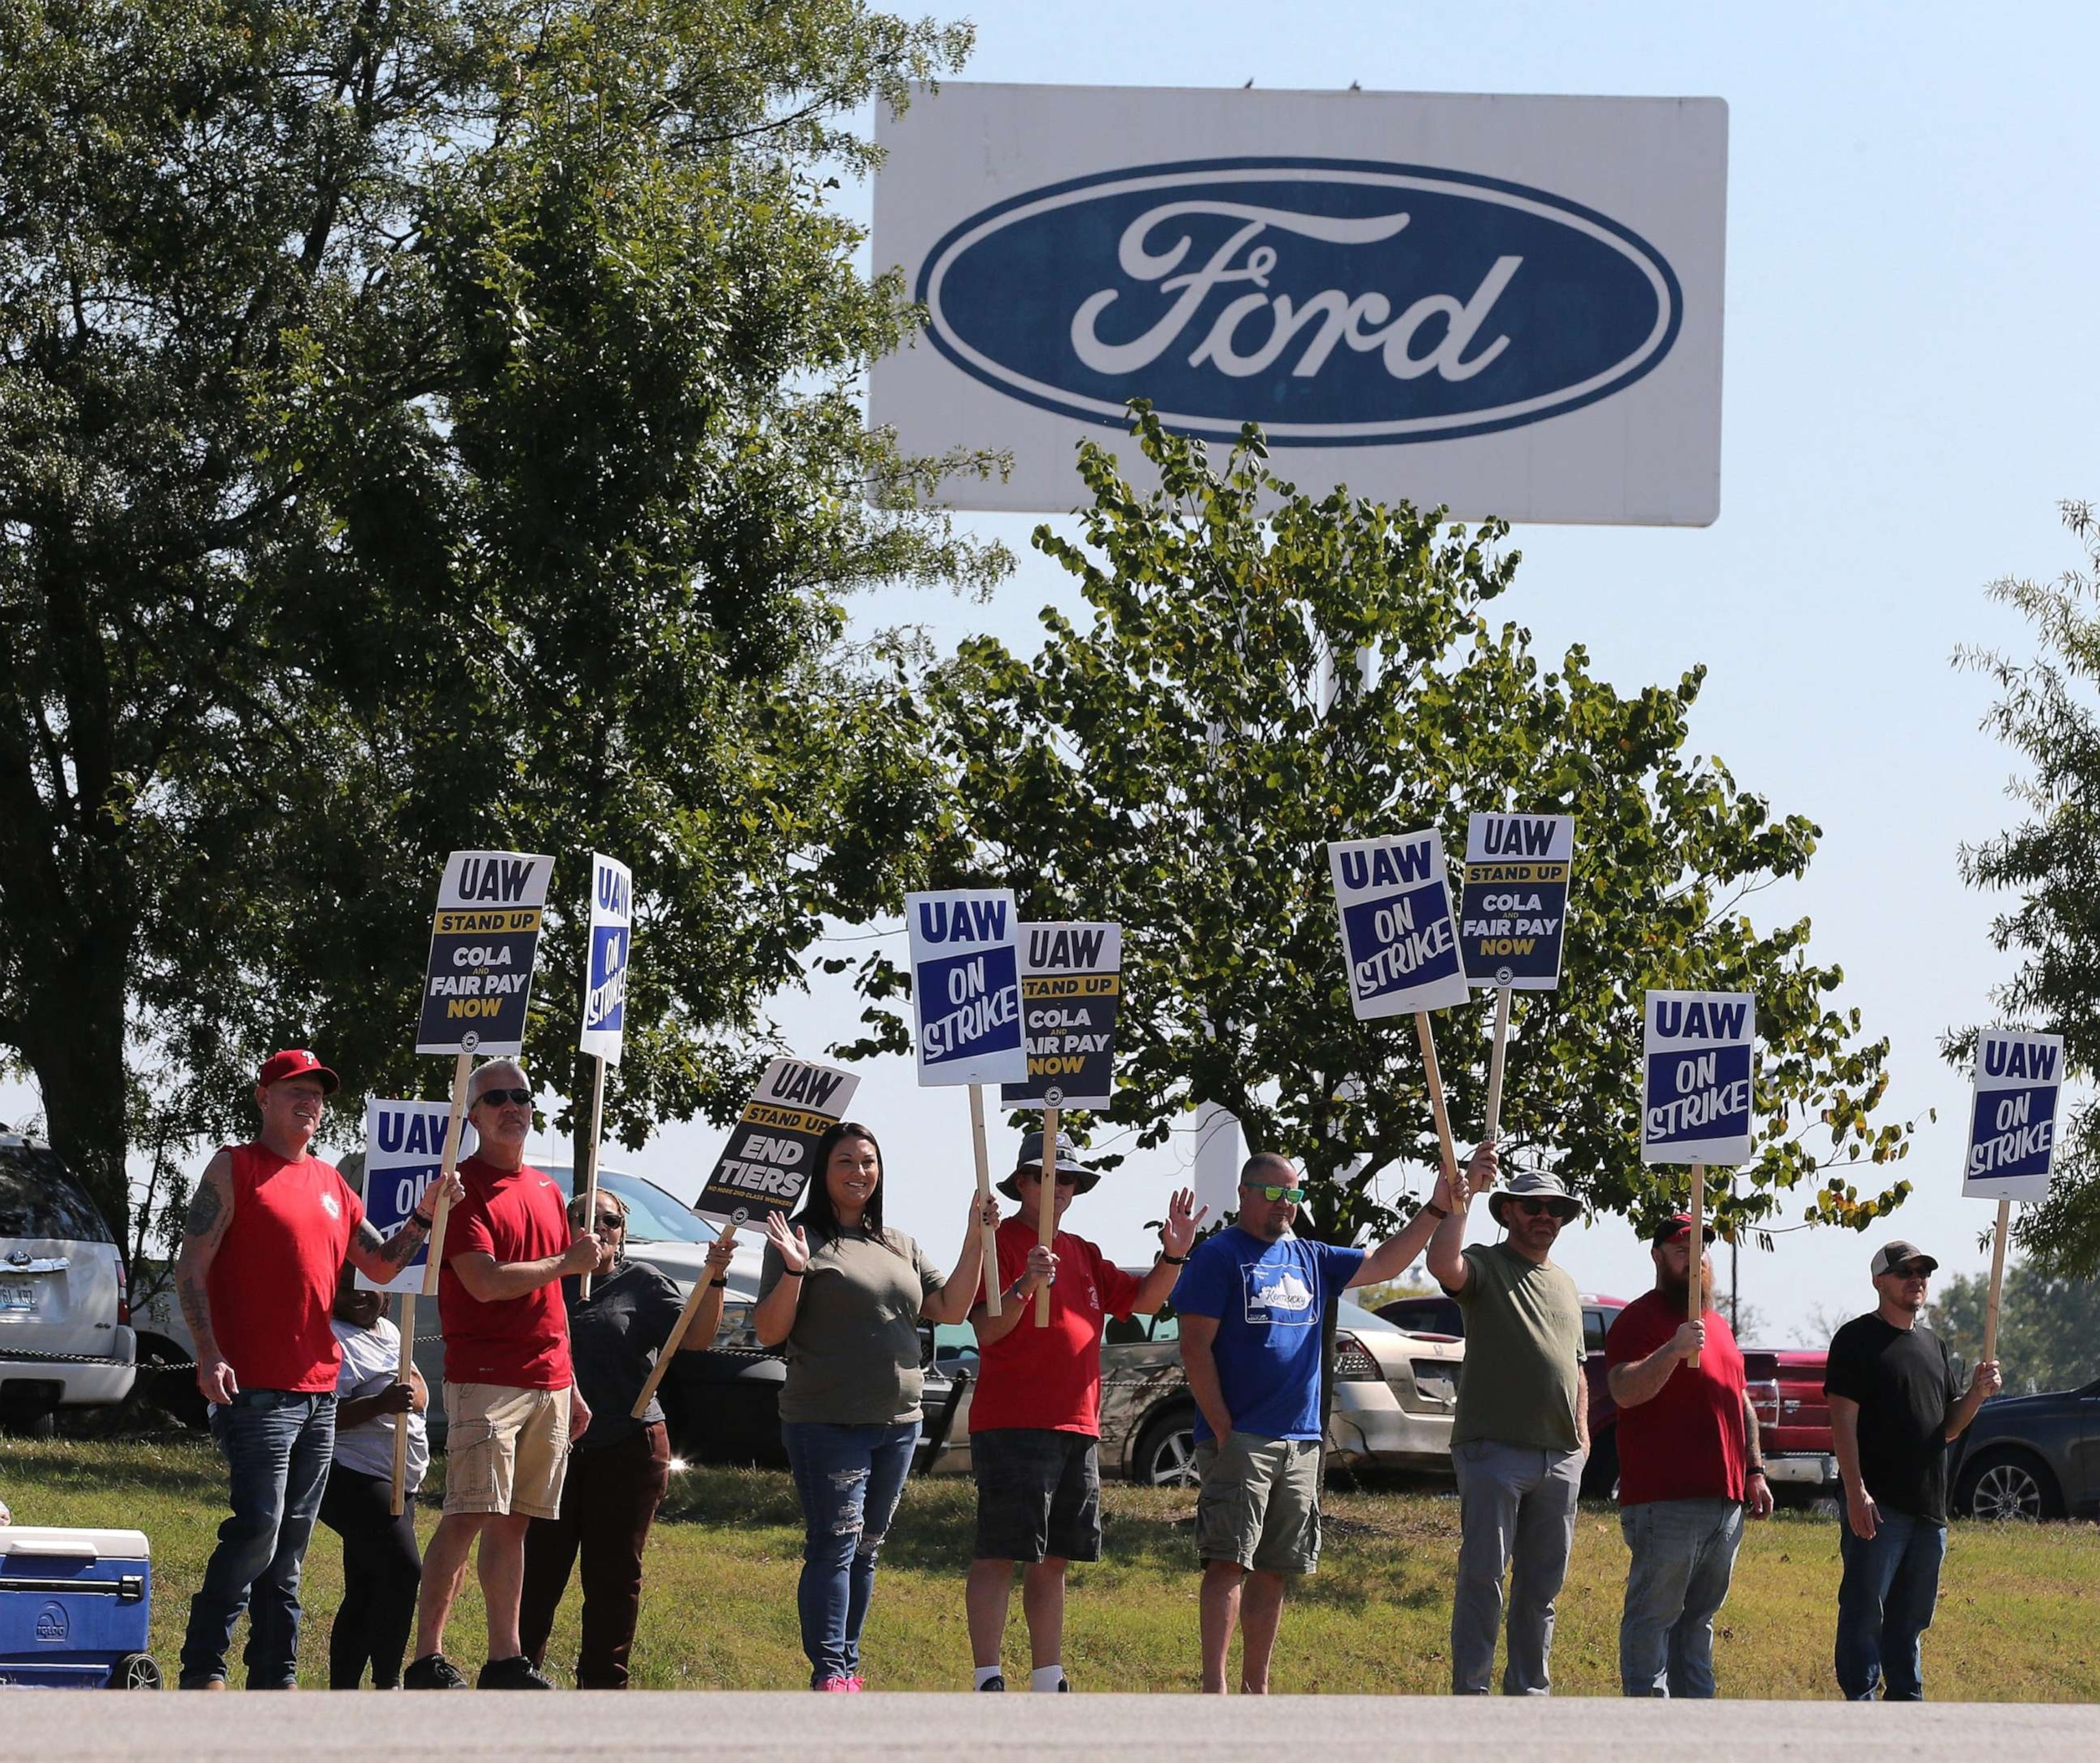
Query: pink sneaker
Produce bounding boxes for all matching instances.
[818,1676,859,1693]
[845,1676,866,1692]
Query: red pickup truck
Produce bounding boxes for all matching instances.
[1379,1293,1840,1503]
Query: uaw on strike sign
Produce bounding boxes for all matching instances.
[1328,830,1471,1020]
[356,1099,472,1295]
[415,850,556,1055]
[906,889,1029,1086]
[578,852,632,1065]
[693,1058,861,1226]
[1963,1028,2064,1203]
[1641,991,1755,1166]
[1460,813,1575,991]
[1001,922,1122,1110]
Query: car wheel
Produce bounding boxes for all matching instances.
[1957,1449,2062,1522]
[1133,1406,1202,1488]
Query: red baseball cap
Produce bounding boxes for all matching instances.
[1653,1212,1717,1245]
[258,1049,340,1094]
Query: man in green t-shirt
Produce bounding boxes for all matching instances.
[1426,1158,1589,1695]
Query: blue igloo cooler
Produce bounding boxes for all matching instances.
[0,1526,159,1688]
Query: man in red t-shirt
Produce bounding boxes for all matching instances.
[962,1131,1205,1693]
[174,1048,463,1691]
[406,1058,598,1692]
[1603,1213,1775,1698]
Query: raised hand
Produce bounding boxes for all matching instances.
[1161,1187,1208,1258]
[704,1230,738,1275]
[1020,1243,1060,1295]
[764,1211,810,1273]
[1673,1319,1706,1361]
[972,1192,1001,1230]
[561,1235,602,1276]
[1453,1141,1496,1211]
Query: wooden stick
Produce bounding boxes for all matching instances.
[1413,1011,1460,1190]
[969,1085,1001,1318]
[390,1291,416,1518]
[420,1050,474,1297]
[631,1226,736,1421]
[1983,1196,2012,1366]
[578,1054,606,1301]
[1035,1104,1060,1327]
[1687,1161,1706,1369]
[1483,984,1513,1145]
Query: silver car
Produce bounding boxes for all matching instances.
[928,1289,1464,1485]
[0,1128,137,1434]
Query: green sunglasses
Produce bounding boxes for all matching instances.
[1246,1183,1307,1204]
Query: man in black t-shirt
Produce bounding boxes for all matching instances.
[1823,1238,2000,1701]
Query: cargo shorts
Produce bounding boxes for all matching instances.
[1194,1430,1323,1574]
[442,1381,570,1520]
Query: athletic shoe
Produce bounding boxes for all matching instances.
[977,1675,1006,1691]
[1053,1678,1069,1692]
[403,1653,469,1690]
[477,1654,554,1690]
[845,1676,865,1691]
[818,1675,858,1692]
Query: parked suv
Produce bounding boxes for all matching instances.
[0,1127,137,1434]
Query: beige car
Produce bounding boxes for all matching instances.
[928,1289,1464,1485]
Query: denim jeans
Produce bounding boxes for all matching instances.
[1450,1438,1585,1695]
[1618,1497,1745,1697]
[781,1420,917,1687]
[180,1389,337,1688]
[1835,1507,1947,1700]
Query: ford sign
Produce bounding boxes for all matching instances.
[872,85,1726,524]
[919,159,1680,446]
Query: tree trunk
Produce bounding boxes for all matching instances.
[23,924,133,1244]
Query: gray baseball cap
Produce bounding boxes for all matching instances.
[1870,1239,1939,1279]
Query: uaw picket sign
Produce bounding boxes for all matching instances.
[906,889,1029,1086]
[1328,831,1471,1020]
[578,853,632,1065]
[1461,813,1576,989]
[414,850,556,1055]
[1964,1029,2065,1203]
[694,1059,863,1227]
[1641,991,1755,1166]
[357,1099,473,1295]
[1001,922,1123,1109]
[872,84,1727,524]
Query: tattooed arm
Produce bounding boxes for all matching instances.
[174,1152,239,1403]
[342,1168,466,1282]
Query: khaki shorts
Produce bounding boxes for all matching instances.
[442,1382,570,1519]
[1195,1431,1323,1574]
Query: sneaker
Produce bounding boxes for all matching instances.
[403,1653,469,1691]
[845,1675,865,1692]
[1053,1678,1069,1692]
[478,1654,554,1690]
[976,1675,1006,1692]
[818,1675,859,1693]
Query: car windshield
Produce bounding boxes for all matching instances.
[0,1144,115,1243]
[539,1165,716,1246]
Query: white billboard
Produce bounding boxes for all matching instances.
[871,83,1727,526]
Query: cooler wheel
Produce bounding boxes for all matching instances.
[109,1653,162,1689]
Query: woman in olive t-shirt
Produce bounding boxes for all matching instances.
[754,1120,994,1691]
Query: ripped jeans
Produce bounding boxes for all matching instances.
[781,1421,917,1686]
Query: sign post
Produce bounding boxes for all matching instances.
[1963,1027,2064,1364]
[576,854,633,1300]
[630,1056,863,1420]
[414,849,556,1295]
[906,889,1029,1317]
[1641,991,1756,1369]
[358,1099,473,1516]
[1459,813,1576,1144]
[1328,831,1472,1189]
[1002,923,1123,1326]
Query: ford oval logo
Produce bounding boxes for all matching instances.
[917,158,1683,446]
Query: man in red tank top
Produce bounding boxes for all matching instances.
[405,1058,597,1691]
[174,1049,463,1691]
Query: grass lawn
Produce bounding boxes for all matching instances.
[4,1438,2097,1697]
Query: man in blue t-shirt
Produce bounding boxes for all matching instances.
[1178,1143,1496,1693]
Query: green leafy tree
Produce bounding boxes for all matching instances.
[0,0,1001,1235]
[919,412,1917,1246]
[1952,499,2100,1273]
[1932,1259,2100,1392]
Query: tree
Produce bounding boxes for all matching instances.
[919,411,1917,1246]
[1952,499,2100,1273]
[1931,1259,2100,1392]
[0,0,1002,1237]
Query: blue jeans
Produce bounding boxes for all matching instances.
[781,1421,917,1688]
[1835,1507,1947,1700]
[1619,1497,1745,1697]
[180,1390,336,1688]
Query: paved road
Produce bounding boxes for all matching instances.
[5,1693,2097,1759]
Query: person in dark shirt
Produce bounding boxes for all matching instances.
[516,1188,735,1688]
[1824,1238,2000,1701]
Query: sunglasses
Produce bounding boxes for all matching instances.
[1022,1169,1081,1187]
[593,1213,624,1229]
[474,1088,533,1109]
[1887,1263,1933,1280]
[1511,1198,1578,1220]
[1246,1185,1306,1204]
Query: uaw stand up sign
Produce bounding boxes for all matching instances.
[1001,921,1123,1112]
[693,1059,863,1231]
[1459,813,1577,1143]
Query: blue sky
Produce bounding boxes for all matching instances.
[8,2,2096,1345]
